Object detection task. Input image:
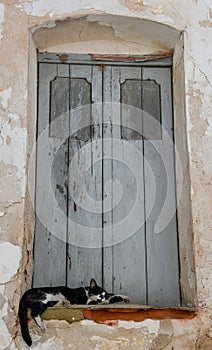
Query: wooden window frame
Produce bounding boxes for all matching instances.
[32,52,196,321]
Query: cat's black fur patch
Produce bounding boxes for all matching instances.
[18,278,131,346]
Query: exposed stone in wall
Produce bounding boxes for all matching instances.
[0,0,211,349]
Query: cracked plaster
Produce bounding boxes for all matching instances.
[0,241,21,284]
[0,2,4,41]
[0,114,27,198]
[0,87,12,110]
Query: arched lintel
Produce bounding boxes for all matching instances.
[31,14,180,54]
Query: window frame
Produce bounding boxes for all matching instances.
[29,51,196,317]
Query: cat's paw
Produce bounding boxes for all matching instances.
[55,300,71,307]
[100,299,109,305]
[38,321,46,332]
[108,295,131,304]
[61,300,71,307]
[122,295,131,303]
[41,324,46,333]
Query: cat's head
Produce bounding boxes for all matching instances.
[87,278,110,304]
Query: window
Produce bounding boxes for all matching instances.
[33,54,180,307]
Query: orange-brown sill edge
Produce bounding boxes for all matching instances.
[83,306,197,323]
[30,305,197,326]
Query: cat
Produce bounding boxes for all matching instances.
[18,278,131,346]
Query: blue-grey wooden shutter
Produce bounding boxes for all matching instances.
[34,56,180,306]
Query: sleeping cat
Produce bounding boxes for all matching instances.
[19,278,131,346]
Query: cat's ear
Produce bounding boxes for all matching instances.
[90,279,97,289]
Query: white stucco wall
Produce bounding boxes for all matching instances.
[0,1,211,349]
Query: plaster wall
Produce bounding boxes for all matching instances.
[0,1,211,349]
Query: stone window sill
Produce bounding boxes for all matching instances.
[28,305,197,325]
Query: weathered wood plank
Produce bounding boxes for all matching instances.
[102,66,147,303]
[115,66,146,304]
[143,67,180,306]
[142,80,162,140]
[38,53,172,67]
[67,65,103,288]
[50,77,69,138]
[33,63,68,287]
[121,79,142,140]
[102,65,116,292]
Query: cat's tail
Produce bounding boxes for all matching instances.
[18,295,32,346]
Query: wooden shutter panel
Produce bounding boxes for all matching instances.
[33,64,68,287]
[34,57,180,307]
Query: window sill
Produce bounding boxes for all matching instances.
[28,305,197,325]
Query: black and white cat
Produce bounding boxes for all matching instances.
[19,278,131,346]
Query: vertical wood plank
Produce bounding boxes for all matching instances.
[114,66,146,304]
[50,76,69,138]
[143,67,180,306]
[103,66,146,303]
[102,65,115,292]
[33,63,68,287]
[67,65,103,288]
[121,80,142,140]
[142,80,162,140]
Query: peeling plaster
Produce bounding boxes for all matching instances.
[81,319,160,334]
[205,117,212,136]
[184,26,212,86]
[119,0,185,27]
[23,0,92,16]
[30,337,56,350]
[31,20,56,34]
[120,0,147,12]
[199,8,212,27]
[0,241,21,284]
[0,87,12,109]
[90,335,129,347]
[0,3,5,42]
[0,318,12,349]
[0,114,27,197]
[185,95,193,155]
[0,298,8,318]
[23,0,185,29]
[118,319,160,333]
[23,0,136,18]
